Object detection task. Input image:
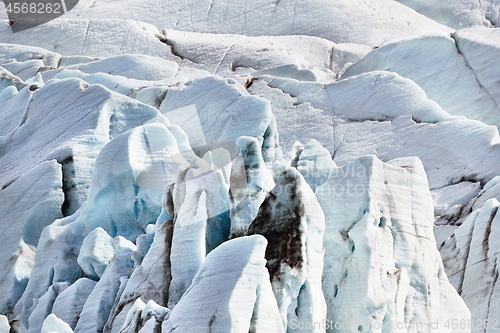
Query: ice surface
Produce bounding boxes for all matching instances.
[0,66,24,93]
[482,0,500,26]
[432,181,481,222]
[106,222,173,332]
[0,161,63,314]
[161,30,370,77]
[248,167,327,332]
[0,315,9,332]
[440,198,500,330]
[0,77,169,215]
[2,60,45,81]
[77,227,116,280]
[0,20,170,58]
[27,282,70,333]
[74,253,135,333]
[61,0,451,46]
[395,0,487,28]
[41,314,74,333]
[2,0,500,331]
[63,55,179,81]
[113,236,137,255]
[162,235,284,333]
[168,158,231,307]
[316,155,470,332]
[160,76,280,162]
[296,139,337,192]
[252,70,500,194]
[230,136,275,237]
[462,176,500,214]
[118,299,169,333]
[12,123,189,327]
[453,28,500,112]
[51,278,97,329]
[0,43,61,67]
[120,298,146,333]
[341,35,500,129]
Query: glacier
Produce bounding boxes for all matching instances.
[1,0,500,332]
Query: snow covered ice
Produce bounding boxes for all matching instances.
[1,0,500,332]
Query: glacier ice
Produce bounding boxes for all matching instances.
[162,235,284,333]
[106,221,174,331]
[57,0,452,47]
[248,167,327,332]
[0,77,170,215]
[160,76,281,162]
[0,66,24,93]
[41,314,74,333]
[2,2,500,332]
[453,28,500,111]
[316,155,470,332]
[114,236,137,256]
[62,54,179,81]
[51,278,97,329]
[0,43,61,68]
[296,139,337,192]
[394,0,487,29]
[440,198,500,331]
[27,282,70,333]
[230,136,275,237]
[77,227,116,280]
[168,157,231,307]
[74,253,135,333]
[341,35,500,129]
[118,298,169,333]
[0,20,171,59]
[12,123,190,327]
[432,181,481,223]
[0,160,63,314]
[159,30,370,77]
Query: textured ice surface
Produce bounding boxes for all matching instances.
[41,314,74,333]
[440,198,500,330]
[341,35,500,129]
[167,156,232,307]
[74,253,134,333]
[160,30,370,77]
[0,315,10,332]
[395,0,487,28]
[59,0,452,46]
[2,1,500,331]
[453,28,500,111]
[296,139,337,192]
[316,155,470,332]
[0,77,169,215]
[252,70,500,195]
[162,235,284,333]
[160,76,281,162]
[27,282,70,333]
[397,0,499,27]
[0,161,63,314]
[106,222,174,332]
[0,20,170,58]
[248,167,326,332]
[77,227,116,280]
[51,278,97,329]
[62,55,179,81]
[12,123,188,327]
[230,136,275,237]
